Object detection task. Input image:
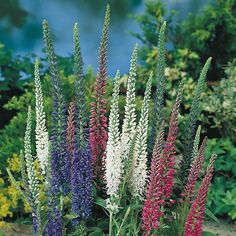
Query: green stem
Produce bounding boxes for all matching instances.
[109,212,113,236]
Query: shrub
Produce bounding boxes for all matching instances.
[0,43,34,129]
[203,60,236,144]
[205,138,236,220]
[0,154,31,228]
[177,0,236,81]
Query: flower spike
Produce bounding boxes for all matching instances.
[24,106,40,233]
[181,137,207,201]
[70,22,93,224]
[130,72,153,199]
[184,154,217,236]
[105,71,122,212]
[43,20,70,195]
[34,59,49,175]
[150,21,166,153]
[180,58,212,183]
[89,5,110,186]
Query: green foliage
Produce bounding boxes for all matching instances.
[177,0,236,80]
[133,0,170,70]
[0,92,33,169]
[133,0,206,135]
[0,68,97,170]
[0,154,32,227]
[205,138,236,220]
[0,0,29,28]
[203,60,236,144]
[0,43,34,128]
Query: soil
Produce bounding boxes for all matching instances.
[0,224,32,236]
[0,220,235,236]
[203,219,236,236]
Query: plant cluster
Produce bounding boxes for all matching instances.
[200,60,236,220]
[205,138,236,220]
[0,154,31,228]
[5,6,218,236]
[203,60,236,144]
[133,0,236,221]
[177,0,236,80]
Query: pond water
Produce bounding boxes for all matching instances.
[0,0,210,74]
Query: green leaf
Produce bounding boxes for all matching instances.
[64,214,79,220]
[202,231,217,236]
[88,227,103,232]
[88,232,103,236]
[205,208,220,223]
[6,168,27,199]
[94,197,107,210]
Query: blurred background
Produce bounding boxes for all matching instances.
[0,0,210,74]
[0,0,236,235]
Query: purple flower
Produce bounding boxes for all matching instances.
[43,20,70,195]
[46,207,63,236]
[71,22,93,225]
[71,140,93,225]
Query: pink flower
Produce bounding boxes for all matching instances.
[141,128,165,236]
[184,154,216,236]
[67,101,76,159]
[181,137,207,201]
[141,86,182,236]
[161,86,182,199]
[89,7,110,187]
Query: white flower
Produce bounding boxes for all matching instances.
[121,44,138,152]
[24,106,39,203]
[130,72,152,199]
[105,71,122,202]
[34,60,49,174]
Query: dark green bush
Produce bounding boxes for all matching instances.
[0,43,34,129]
[176,0,236,80]
[203,60,236,144]
[205,138,236,220]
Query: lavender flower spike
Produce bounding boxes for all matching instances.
[70,22,93,225]
[43,20,70,195]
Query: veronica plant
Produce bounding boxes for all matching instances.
[90,5,110,188]
[43,20,70,196]
[149,21,166,153]
[35,59,49,175]
[7,8,218,236]
[104,44,154,235]
[70,22,93,225]
[24,107,40,234]
[180,58,212,184]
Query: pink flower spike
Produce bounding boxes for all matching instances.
[184,154,217,236]
[141,82,182,236]
[182,137,207,201]
[89,6,110,187]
